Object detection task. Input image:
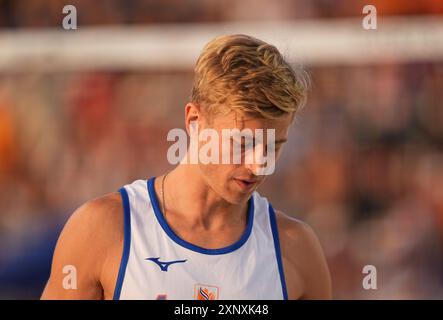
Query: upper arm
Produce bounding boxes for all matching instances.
[276,211,332,300]
[41,193,123,300]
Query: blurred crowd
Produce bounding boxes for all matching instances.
[1,0,443,300]
[0,0,442,27]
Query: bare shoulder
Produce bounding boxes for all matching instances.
[58,191,125,273]
[274,210,322,275]
[58,192,124,253]
[67,192,124,240]
[274,210,332,300]
[41,192,124,299]
[274,210,315,245]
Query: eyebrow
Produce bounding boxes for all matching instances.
[233,136,288,145]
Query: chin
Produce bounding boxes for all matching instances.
[222,188,252,205]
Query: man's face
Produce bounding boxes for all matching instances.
[195,110,292,204]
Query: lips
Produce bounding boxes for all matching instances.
[234,178,257,191]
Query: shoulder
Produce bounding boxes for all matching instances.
[69,192,124,231]
[274,210,315,245]
[63,192,123,242]
[56,192,125,274]
[57,192,124,259]
[273,210,322,272]
[274,210,328,262]
[42,192,125,299]
[274,209,332,299]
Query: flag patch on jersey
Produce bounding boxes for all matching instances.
[194,284,219,300]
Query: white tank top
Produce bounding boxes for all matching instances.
[113,177,287,300]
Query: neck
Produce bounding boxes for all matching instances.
[160,164,248,231]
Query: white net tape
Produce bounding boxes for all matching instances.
[1,16,442,72]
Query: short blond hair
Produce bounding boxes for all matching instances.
[191,34,309,120]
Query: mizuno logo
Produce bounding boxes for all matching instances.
[146,257,187,272]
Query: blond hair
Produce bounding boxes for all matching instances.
[191,34,309,120]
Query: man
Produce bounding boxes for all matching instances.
[42,34,331,300]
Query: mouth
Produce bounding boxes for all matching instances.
[234,178,257,191]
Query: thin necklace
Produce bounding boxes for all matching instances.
[160,172,169,215]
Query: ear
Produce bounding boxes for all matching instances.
[185,102,200,135]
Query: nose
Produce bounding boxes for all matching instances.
[244,164,262,178]
[244,143,276,176]
[244,144,266,176]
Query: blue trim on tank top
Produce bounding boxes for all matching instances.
[147,177,254,255]
[268,203,288,300]
[113,187,131,300]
